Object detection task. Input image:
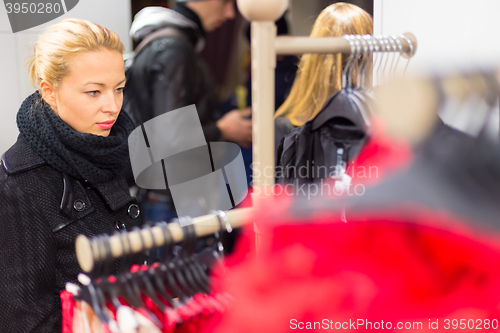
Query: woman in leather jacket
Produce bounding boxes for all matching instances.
[0,19,143,332]
[273,3,373,148]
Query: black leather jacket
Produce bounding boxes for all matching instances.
[0,136,143,332]
[124,5,221,142]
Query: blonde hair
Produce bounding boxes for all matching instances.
[27,18,125,90]
[275,3,373,126]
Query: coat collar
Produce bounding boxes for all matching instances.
[93,178,135,211]
[2,135,134,212]
[1,135,46,174]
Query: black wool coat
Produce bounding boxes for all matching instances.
[0,135,144,333]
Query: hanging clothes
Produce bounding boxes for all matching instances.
[202,112,500,333]
[275,89,370,185]
[61,251,233,333]
[61,290,116,333]
[345,119,498,227]
[205,209,500,333]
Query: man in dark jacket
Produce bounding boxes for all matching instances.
[125,0,251,222]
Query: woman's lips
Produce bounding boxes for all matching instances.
[96,120,115,130]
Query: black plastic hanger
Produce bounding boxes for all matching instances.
[103,230,132,309]
[88,281,111,324]
[138,225,167,312]
[125,227,163,327]
[89,235,114,324]
[94,233,114,308]
[126,227,148,307]
[159,220,194,299]
[74,234,110,326]
[177,221,204,294]
[117,229,132,274]
[185,256,210,294]
[150,222,179,308]
[165,218,195,297]
[99,233,114,278]
[192,211,228,271]
[117,229,144,309]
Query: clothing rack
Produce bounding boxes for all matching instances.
[237,0,417,194]
[75,0,418,272]
[76,208,252,273]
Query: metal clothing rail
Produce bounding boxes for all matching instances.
[275,35,416,56]
[76,208,252,273]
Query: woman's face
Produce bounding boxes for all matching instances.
[42,48,126,137]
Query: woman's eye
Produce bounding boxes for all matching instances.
[116,87,125,93]
[86,90,99,96]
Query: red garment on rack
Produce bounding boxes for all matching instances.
[204,205,500,333]
[61,290,114,333]
[61,261,233,333]
[348,116,413,186]
[61,290,74,333]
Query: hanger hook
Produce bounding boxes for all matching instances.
[90,236,104,278]
[359,34,372,88]
[371,35,380,86]
[93,236,103,267]
[386,36,398,79]
[179,217,196,257]
[142,224,158,265]
[381,36,392,84]
[350,35,362,88]
[390,35,403,77]
[210,210,233,259]
[355,35,367,88]
[217,210,233,234]
[116,229,133,274]
[375,36,385,85]
[342,35,355,89]
[99,234,113,278]
[363,34,375,88]
[113,230,127,274]
[155,221,174,263]
[120,229,131,257]
[399,34,414,77]
[131,227,146,265]
[353,35,363,88]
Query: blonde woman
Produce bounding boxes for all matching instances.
[274,3,373,147]
[0,19,143,332]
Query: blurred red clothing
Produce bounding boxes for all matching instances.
[205,206,500,332]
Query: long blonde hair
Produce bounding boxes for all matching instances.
[275,3,373,126]
[27,18,124,91]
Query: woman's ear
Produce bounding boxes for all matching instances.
[40,80,58,113]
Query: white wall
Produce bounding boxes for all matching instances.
[374,0,500,138]
[374,0,500,73]
[0,0,132,155]
[287,0,321,36]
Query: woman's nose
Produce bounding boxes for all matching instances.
[103,92,121,113]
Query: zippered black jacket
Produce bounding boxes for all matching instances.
[0,136,143,332]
